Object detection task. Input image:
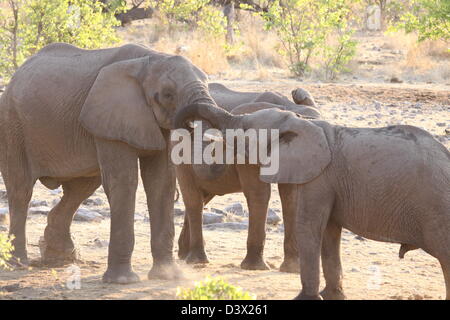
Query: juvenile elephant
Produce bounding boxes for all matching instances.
[208,82,318,115]
[0,43,224,284]
[176,90,319,272]
[174,105,450,300]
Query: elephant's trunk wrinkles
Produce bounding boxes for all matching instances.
[174,102,240,131]
[179,81,217,108]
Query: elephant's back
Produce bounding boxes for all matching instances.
[0,44,150,178]
[208,83,260,111]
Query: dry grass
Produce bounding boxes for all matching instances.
[117,12,285,79]
[117,17,449,84]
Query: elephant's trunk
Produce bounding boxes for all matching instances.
[179,81,217,109]
[174,102,240,131]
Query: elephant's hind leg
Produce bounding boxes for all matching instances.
[1,143,35,266]
[3,170,34,266]
[42,176,101,266]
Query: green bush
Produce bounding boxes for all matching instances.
[0,233,14,270]
[257,0,358,79]
[176,277,256,300]
[150,0,228,38]
[389,0,450,42]
[0,0,125,80]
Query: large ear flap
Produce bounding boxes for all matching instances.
[260,118,331,184]
[79,57,166,151]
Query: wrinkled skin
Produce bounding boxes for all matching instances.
[176,87,320,272]
[0,43,223,283]
[174,105,450,300]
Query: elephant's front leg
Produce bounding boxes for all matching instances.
[320,221,345,300]
[176,165,209,264]
[239,165,270,270]
[278,183,300,273]
[140,150,182,280]
[294,184,334,300]
[96,140,140,284]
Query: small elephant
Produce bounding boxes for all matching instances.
[208,83,318,117]
[0,43,226,283]
[176,88,319,272]
[174,104,450,300]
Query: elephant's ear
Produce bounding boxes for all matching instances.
[79,57,165,151]
[260,118,331,184]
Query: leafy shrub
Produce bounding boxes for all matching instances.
[257,0,358,79]
[149,0,228,38]
[176,277,256,300]
[0,234,13,270]
[389,0,450,42]
[0,0,125,80]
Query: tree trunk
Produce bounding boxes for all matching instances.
[224,2,235,44]
[116,6,153,26]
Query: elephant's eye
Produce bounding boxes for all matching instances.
[161,88,174,101]
[279,131,297,144]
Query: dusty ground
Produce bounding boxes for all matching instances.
[0,81,449,300]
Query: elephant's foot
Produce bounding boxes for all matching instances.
[279,258,300,273]
[102,264,140,284]
[293,291,323,300]
[178,242,189,260]
[177,227,190,260]
[148,261,184,280]
[39,236,80,267]
[8,253,29,268]
[320,286,346,300]
[240,255,270,271]
[185,248,209,265]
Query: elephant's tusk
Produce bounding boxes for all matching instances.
[203,132,223,142]
[188,121,198,129]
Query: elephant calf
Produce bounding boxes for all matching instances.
[176,86,319,272]
[174,105,450,300]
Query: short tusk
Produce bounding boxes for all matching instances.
[203,132,223,142]
[188,121,198,129]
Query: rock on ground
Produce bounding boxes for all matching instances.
[73,208,103,222]
[28,206,51,215]
[30,200,48,207]
[203,212,225,225]
[224,202,246,216]
[0,190,7,201]
[174,208,185,217]
[204,222,248,230]
[267,209,281,225]
[82,198,104,206]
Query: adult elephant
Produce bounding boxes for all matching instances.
[0,43,222,284]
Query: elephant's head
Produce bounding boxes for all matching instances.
[79,53,218,151]
[174,104,331,184]
[187,101,321,181]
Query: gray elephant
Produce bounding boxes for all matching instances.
[176,90,319,273]
[0,43,225,284]
[208,82,318,116]
[174,105,450,300]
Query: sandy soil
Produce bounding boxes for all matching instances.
[0,81,449,300]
